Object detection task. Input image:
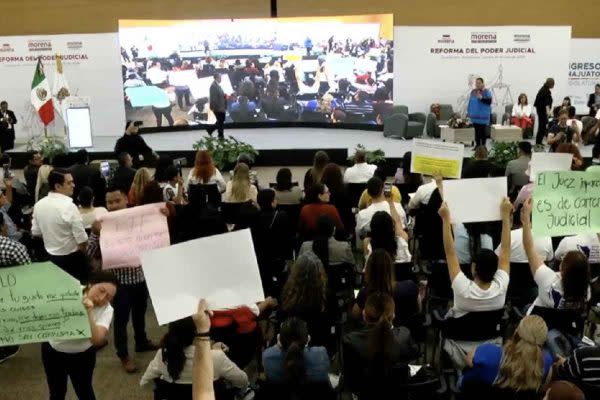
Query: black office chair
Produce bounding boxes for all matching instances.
[220,201,252,225]
[268,182,299,188]
[255,380,335,400]
[529,306,587,338]
[188,183,221,210]
[346,183,368,208]
[507,262,538,307]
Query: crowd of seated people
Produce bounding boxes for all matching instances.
[4,145,600,400]
[121,33,394,127]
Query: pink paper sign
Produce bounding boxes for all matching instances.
[99,203,170,269]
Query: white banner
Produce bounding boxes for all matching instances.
[568,39,600,112]
[444,177,507,223]
[394,26,571,118]
[0,33,125,140]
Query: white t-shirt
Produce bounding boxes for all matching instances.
[50,303,113,353]
[356,201,407,235]
[79,207,108,230]
[343,163,377,183]
[529,264,591,313]
[449,269,509,318]
[555,234,600,264]
[494,228,554,263]
[407,180,437,210]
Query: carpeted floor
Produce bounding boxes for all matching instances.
[0,304,167,400]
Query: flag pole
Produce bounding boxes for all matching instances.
[44,126,47,138]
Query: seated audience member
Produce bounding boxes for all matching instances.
[343,292,419,398]
[520,200,591,357]
[505,141,532,195]
[438,198,512,369]
[512,93,534,130]
[161,165,185,204]
[567,108,583,134]
[298,183,343,238]
[0,177,25,242]
[24,150,43,197]
[303,151,329,194]
[556,143,584,170]
[321,163,353,231]
[35,164,53,202]
[589,83,600,116]
[223,163,258,204]
[547,110,580,152]
[273,168,302,205]
[356,177,406,237]
[407,176,437,210]
[365,211,410,265]
[41,271,117,400]
[140,316,248,393]
[112,152,136,192]
[186,150,226,193]
[69,149,105,206]
[542,381,586,400]
[394,151,423,187]
[299,215,354,267]
[344,149,377,183]
[463,146,494,178]
[77,186,108,229]
[494,209,553,264]
[555,233,600,268]
[554,97,576,118]
[552,346,600,398]
[278,253,330,348]
[353,249,418,327]
[358,167,401,209]
[262,317,330,385]
[128,167,152,207]
[460,315,553,394]
[453,222,494,265]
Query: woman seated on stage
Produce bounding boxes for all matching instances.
[511,93,533,130]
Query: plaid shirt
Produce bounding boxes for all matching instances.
[86,232,145,285]
[0,235,31,267]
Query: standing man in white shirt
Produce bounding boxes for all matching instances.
[356,177,407,237]
[32,169,89,283]
[343,149,377,183]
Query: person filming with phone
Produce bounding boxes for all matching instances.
[114,121,159,168]
[356,177,407,240]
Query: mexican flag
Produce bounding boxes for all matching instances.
[31,58,55,126]
[52,55,70,118]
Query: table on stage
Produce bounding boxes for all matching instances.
[491,125,523,143]
[440,125,475,145]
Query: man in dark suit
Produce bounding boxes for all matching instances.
[114,121,157,168]
[0,101,17,151]
[207,73,226,139]
[112,152,136,192]
[69,149,106,207]
[588,83,600,116]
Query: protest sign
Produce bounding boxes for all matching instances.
[100,203,170,269]
[0,262,90,346]
[533,170,600,237]
[141,229,264,325]
[411,139,464,178]
[529,152,573,182]
[443,177,507,223]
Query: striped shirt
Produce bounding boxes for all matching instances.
[556,346,600,386]
[86,232,145,285]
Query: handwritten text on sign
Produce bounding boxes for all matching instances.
[100,203,170,269]
[533,171,600,237]
[0,262,90,346]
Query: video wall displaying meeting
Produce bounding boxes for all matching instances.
[118,15,394,129]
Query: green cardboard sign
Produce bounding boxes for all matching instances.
[0,262,90,346]
[532,170,600,237]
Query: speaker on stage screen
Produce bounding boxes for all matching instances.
[118,15,393,131]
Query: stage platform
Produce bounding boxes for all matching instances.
[9,127,595,167]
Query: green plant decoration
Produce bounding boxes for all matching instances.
[192,136,258,170]
[347,144,386,165]
[26,136,67,164]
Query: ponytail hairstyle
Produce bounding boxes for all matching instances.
[364,248,395,296]
[312,215,334,268]
[364,292,395,374]
[495,315,548,391]
[560,251,591,311]
[279,317,309,386]
[161,317,196,382]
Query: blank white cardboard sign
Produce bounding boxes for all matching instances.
[141,229,264,325]
[529,153,573,182]
[443,177,507,223]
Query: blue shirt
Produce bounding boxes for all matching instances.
[453,224,493,264]
[262,345,330,384]
[468,89,492,125]
[460,343,553,389]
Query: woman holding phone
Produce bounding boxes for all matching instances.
[41,271,118,400]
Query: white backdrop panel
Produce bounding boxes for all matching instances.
[568,39,600,111]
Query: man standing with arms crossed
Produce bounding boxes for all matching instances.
[31,169,89,283]
[86,185,158,373]
[207,73,226,139]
